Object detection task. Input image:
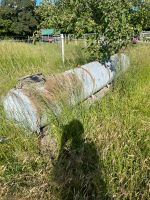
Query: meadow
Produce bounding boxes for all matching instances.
[0,41,150,200]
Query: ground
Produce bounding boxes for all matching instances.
[0,41,150,199]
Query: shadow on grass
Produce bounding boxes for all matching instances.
[54,119,111,200]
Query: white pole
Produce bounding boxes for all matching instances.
[61,34,65,64]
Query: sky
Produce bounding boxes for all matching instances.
[36,0,42,5]
[0,0,42,5]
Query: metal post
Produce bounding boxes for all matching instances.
[61,34,65,64]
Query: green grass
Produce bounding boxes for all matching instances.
[0,41,150,200]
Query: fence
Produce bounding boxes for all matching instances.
[1,31,149,64]
[140,31,150,41]
[0,36,30,42]
[59,33,97,64]
[0,34,95,64]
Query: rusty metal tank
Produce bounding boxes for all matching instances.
[3,54,130,133]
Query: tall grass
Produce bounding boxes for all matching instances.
[0,41,150,200]
[0,41,87,96]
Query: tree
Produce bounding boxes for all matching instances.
[0,6,12,35]
[35,0,57,29]
[0,0,38,37]
[142,1,150,30]
[37,0,149,60]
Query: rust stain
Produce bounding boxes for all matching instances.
[44,72,83,103]
[15,72,83,115]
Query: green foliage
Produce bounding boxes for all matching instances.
[0,0,38,36]
[36,0,56,29]
[0,6,11,34]
[36,0,149,59]
[142,1,150,30]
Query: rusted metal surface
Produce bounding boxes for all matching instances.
[3,54,130,133]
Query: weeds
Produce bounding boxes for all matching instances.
[0,41,150,199]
